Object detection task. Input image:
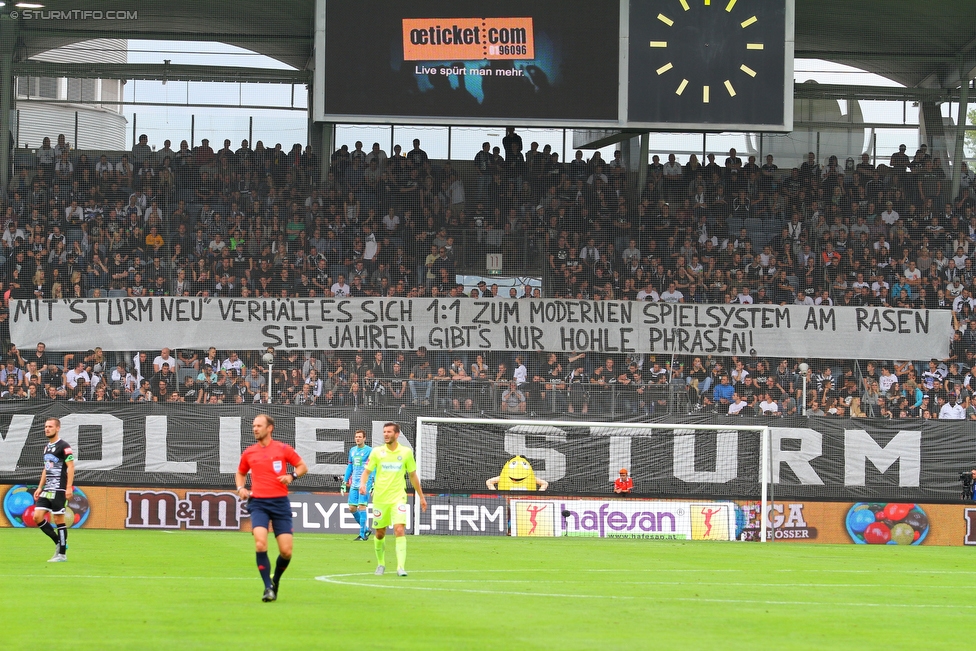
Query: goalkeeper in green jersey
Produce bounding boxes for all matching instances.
[360,422,427,576]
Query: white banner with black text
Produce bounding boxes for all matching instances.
[10,298,952,359]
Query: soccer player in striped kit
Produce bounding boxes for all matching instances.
[33,418,74,562]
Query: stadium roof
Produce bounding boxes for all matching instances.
[7,0,976,91]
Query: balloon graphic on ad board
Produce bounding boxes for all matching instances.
[845,503,928,545]
[2,485,90,528]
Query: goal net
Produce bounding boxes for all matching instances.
[413,417,772,541]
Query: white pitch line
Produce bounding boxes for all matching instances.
[670,597,973,609]
[776,569,976,575]
[315,574,633,600]
[314,571,976,609]
[363,579,967,589]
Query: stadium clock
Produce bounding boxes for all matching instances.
[627,0,790,130]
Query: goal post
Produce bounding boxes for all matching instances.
[414,416,773,541]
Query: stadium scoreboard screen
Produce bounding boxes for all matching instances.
[314,0,794,131]
[320,0,620,126]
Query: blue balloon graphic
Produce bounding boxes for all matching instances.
[849,508,876,534]
[6,490,34,517]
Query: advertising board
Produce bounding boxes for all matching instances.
[512,498,735,541]
[321,0,620,125]
[735,500,976,546]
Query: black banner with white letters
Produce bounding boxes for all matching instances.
[0,402,972,502]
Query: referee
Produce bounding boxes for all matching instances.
[235,414,308,602]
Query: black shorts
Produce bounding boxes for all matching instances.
[35,491,66,515]
[246,496,293,536]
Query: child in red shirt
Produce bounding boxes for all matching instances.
[614,468,633,494]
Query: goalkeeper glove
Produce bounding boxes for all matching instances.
[340,483,347,495]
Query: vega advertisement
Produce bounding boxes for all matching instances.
[734,500,976,546]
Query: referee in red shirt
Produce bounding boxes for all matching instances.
[235,414,308,602]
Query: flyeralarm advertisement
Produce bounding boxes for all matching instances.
[0,486,508,537]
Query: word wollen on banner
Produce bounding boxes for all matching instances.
[10,298,951,360]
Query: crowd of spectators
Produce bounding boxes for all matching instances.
[0,127,972,419]
[5,339,973,420]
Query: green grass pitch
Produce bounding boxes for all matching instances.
[0,529,971,650]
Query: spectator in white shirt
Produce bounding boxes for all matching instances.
[65,200,85,222]
[939,394,966,419]
[727,393,748,415]
[953,289,976,313]
[903,261,922,286]
[660,282,684,303]
[382,208,400,234]
[513,356,528,386]
[636,283,659,302]
[815,290,834,306]
[65,361,90,389]
[662,154,683,179]
[95,154,114,176]
[881,202,900,225]
[221,351,245,374]
[758,393,780,416]
[731,361,749,384]
[878,366,898,396]
[2,222,25,249]
[331,274,351,297]
[153,348,178,373]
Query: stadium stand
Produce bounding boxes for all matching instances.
[0,130,972,420]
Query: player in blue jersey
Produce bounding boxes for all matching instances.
[344,429,373,540]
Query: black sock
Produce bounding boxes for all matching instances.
[256,551,272,589]
[57,524,68,555]
[273,555,290,586]
[38,521,58,545]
